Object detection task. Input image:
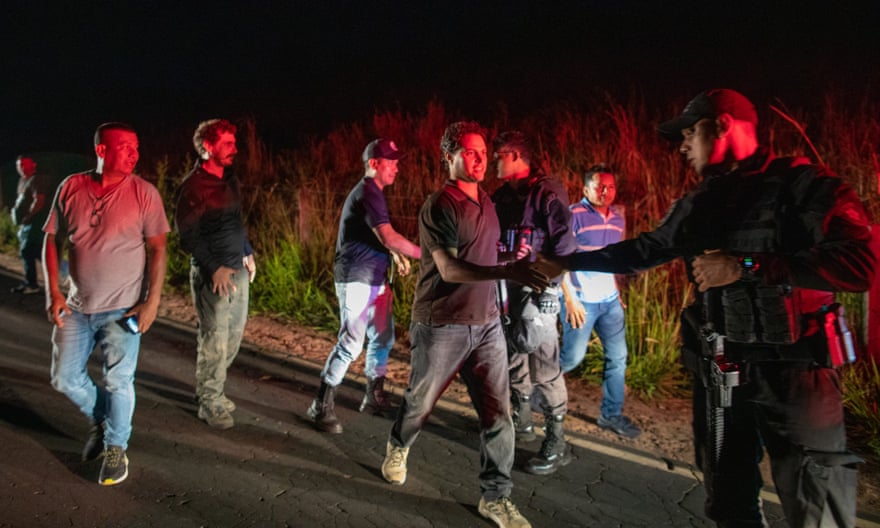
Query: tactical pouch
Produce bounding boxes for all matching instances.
[755,285,801,344]
[721,285,801,344]
[506,301,555,354]
[720,288,756,343]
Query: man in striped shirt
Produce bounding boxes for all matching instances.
[559,164,641,438]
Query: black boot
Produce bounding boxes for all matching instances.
[82,422,105,462]
[359,376,393,414]
[524,414,572,475]
[511,390,536,442]
[307,381,343,434]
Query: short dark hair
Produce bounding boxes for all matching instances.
[493,130,533,165]
[193,119,237,159]
[440,121,486,170]
[94,122,137,146]
[583,163,615,186]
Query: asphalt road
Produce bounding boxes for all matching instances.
[0,268,872,528]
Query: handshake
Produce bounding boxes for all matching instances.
[502,253,569,293]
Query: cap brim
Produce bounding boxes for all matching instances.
[657,115,702,141]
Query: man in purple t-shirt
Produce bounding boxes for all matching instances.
[43,122,169,486]
[307,138,421,434]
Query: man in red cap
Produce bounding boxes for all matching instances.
[546,88,875,527]
[307,138,421,433]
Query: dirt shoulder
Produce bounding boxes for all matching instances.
[2,251,877,517]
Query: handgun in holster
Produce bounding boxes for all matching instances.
[702,328,740,409]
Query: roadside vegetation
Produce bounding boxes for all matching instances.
[2,93,877,456]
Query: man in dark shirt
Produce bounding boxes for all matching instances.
[547,89,875,527]
[176,118,255,430]
[307,138,421,434]
[380,121,546,528]
[491,131,578,476]
[10,155,50,294]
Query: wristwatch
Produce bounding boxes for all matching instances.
[738,255,760,280]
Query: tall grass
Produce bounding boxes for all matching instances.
[0,209,17,252]
[135,93,878,454]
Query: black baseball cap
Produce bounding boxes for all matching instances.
[362,138,403,161]
[657,89,758,140]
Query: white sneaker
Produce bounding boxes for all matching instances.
[381,441,409,485]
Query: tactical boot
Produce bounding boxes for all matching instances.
[82,422,105,462]
[359,376,393,415]
[307,381,343,434]
[511,390,536,442]
[524,414,572,475]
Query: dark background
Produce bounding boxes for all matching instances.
[2,0,879,167]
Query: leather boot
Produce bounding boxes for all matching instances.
[524,414,572,475]
[307,381,343,434]
[511,390,536,442]
[359,376,393,414]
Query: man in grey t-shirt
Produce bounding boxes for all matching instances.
[43,122,169,487]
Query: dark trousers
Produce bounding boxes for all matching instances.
[693,362,858,527]
[389,319,515,501]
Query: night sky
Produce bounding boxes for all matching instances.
[3,0,879,163]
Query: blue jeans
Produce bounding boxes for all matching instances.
[50,308,141,450]
[559,297,628,418]
[191,265,250,405]
[17,224,42,287]
[390,319,514,501]
[321,281,394,386]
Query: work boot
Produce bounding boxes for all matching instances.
[82,422,105,462]
[359,376,393,415]
[524,414,572,475]
[511,390,536,442]
[307,381,343,434]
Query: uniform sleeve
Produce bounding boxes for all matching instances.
[540,180,578,257]
[760,170,875,292]
[568,196,689,274]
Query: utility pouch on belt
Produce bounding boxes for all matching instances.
[820,303,857,367]
[721,285,801,344]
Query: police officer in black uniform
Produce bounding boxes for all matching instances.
[491,131,578,476]
[550,89,875,527]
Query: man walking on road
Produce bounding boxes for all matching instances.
[381,121,547,528]
[176,118,256,430]
[43,122,169,486]
[559,165,641,439]
[308,138,421,434]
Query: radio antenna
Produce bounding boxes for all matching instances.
[768,101,824,165]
